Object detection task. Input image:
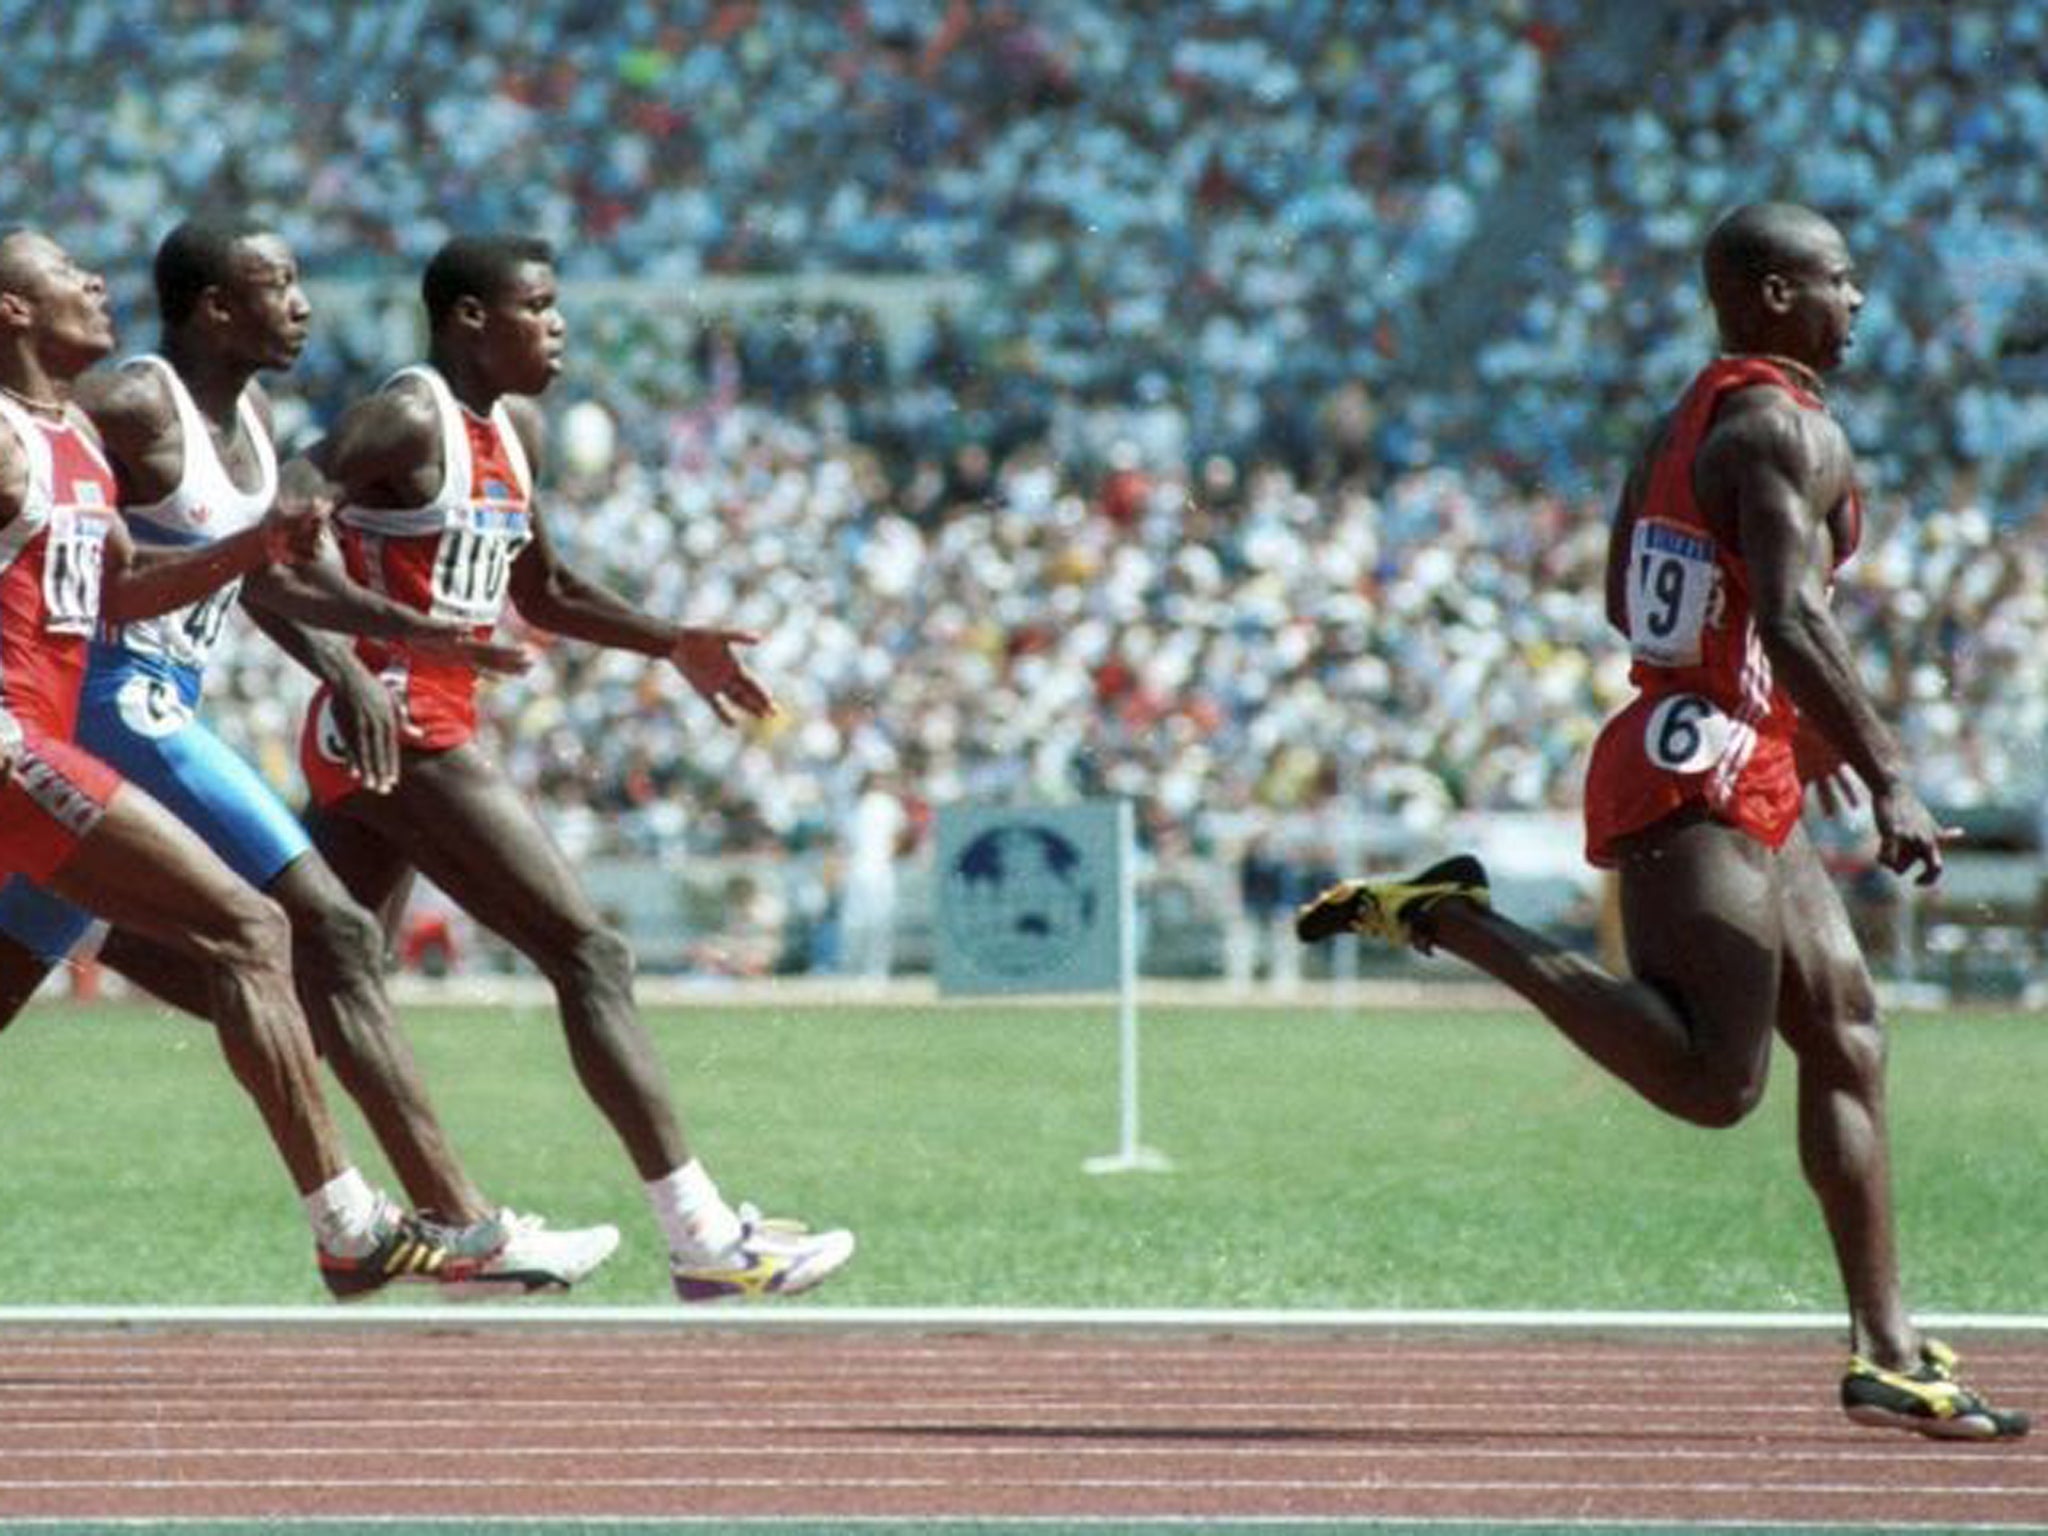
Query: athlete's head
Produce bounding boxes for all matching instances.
[155,218,312,371]
[423,235,564,396]
[1702,202,1862,373]
[0,227,115,378]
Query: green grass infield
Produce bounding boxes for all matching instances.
[0,997,2042,1312]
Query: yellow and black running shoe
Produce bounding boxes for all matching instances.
[1841,1339,2030,1440]
[1294,854,1490,952]
[318,1201,492,1302]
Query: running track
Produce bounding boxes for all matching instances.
[2,1317,2045,1531]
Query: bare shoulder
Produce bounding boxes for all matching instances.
[371,373,443,441]
[318,375,443,494]
[76,361,175,450]
[1709,385,1846,471]
[1697,384,1852,508]
[336,375,440,458]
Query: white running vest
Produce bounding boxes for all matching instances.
[103,355,277,673]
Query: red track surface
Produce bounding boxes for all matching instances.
[2,1329,2045,1525]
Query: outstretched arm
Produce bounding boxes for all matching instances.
[501,401,774,724]
[508,506,774,724]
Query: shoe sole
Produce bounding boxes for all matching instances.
[321,1268,450,1303]
[1844,1402,2026,1440]
[439,1273,572,1300]
[675,1229,858,1304]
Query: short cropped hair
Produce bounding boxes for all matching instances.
[0,225,41,296]
[156,217,273,325]
[1701,202,1835,322]
[422,235,554,330]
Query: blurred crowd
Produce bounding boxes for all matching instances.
[1479,4,2048,505]
[5,0,2048,972]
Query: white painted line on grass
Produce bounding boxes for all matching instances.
[0,1304,2044,1333]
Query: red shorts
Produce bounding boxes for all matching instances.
[1583,692,1802,868]
[0,734,122,881]
[298,682,472,808]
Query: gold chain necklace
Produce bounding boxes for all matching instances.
[0,382,65,417]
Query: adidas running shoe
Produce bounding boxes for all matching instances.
[1841,1339,2030,1440]
[317,1200,488,1301]
[672,1204,855,1303]
[1295,853,1491,952]
[435,1208,622,1299]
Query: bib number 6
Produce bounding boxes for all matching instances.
[1644,693,1733,774]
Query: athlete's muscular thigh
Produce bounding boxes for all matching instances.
[1617,813,1786,1091]
[1770,823,1879,1054]
[339,742,602,957]
[305,806,414,931]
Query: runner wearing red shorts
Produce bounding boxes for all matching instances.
[280,235,854,1303]
[1581,352,1850,869]
[0,227,470,1297]
[1297,203,2025,1439]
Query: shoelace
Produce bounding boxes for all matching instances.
[413,1208,516,1258]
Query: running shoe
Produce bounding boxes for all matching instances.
[1295,853,1490,952]
[672,1205,856,1303]
[317,1199,487,1301]
[1841,1339,2030,1440]
[436,1208,623,1299]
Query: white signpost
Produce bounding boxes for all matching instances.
[934,800,1169,1174]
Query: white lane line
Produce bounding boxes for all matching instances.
[1,1442,2041,1474]
[4,1472,2046,1499]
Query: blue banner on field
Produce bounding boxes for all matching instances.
[934,802,1127,995]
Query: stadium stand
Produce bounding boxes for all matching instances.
[2,0,2043,987]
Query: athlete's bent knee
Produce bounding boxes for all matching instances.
[207,889,295,980]
[293,892,386,988]
[551,925,636,996]
[1688,1069,1769,1128]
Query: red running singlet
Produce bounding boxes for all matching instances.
[0,396,125,879]
[1583,356,1861,867]
[300,365,533,806]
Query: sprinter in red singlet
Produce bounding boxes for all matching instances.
[0,226,474,1299]
[279,235,854,1303]
[1297,203,2026,1438]
[0,219,617,1296]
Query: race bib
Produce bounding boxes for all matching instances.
[43,508,108,636]
[170,581,241,666]
[115,672,195,740]
[1627,519,1719,667]
[313,692,355,768]
[1643,693,1735,774]
[428,504,529,624]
